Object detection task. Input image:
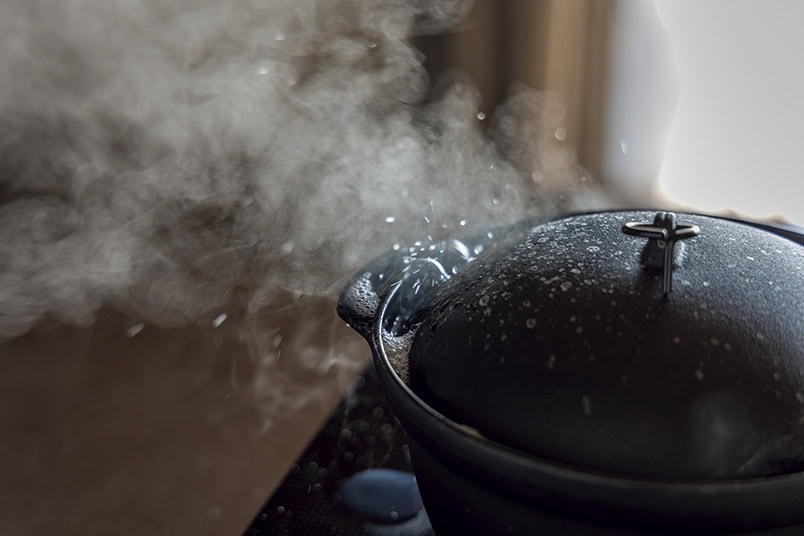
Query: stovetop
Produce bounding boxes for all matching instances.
[243,366,433,536]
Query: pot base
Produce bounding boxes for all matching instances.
[410,438,804,535]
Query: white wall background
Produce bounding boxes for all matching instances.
[656,0,804,224]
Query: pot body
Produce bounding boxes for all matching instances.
[370,285,804,535]
[410,440,804,536]
[375,325,804,534]
[339,211,804,534]
[409,439,645,536]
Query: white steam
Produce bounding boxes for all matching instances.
[0,0,597,342]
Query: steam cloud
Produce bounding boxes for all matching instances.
[0,0,599,342]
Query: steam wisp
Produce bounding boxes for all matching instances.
[0,0,601,398]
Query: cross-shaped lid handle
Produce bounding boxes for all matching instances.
[622,212,701,296]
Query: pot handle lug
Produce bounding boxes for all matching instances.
[336,248,410,342]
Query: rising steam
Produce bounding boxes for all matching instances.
[0,0,599,347]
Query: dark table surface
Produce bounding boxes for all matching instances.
[245,365,433,536]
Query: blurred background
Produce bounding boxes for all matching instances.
[418,0,803,224]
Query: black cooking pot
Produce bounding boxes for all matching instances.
[337,210,804,535]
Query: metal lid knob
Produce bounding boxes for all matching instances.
[622,212,701,295]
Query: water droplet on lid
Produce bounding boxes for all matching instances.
[476,112,486,120]
[256,66,270,75]
[491,198,500,205]
[620,140,629,154]
[526,318,537,329]
[560,281,573,292]
[276,506,286,515]
[459,219,467,226]
[554,128,567,141]
[385,216,396,223]
[586,245,600,253]
[695,369,705,380]
[581,396,592,415]
[274,33,286,41]
[703,281,711,287]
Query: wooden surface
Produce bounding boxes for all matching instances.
[0,302,368,535]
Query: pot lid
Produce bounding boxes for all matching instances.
[407,210,804,480]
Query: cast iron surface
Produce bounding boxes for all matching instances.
[373,282,804,534]
[409,211,804,480]
[337,210,804,534]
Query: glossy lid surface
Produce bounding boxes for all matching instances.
[408,211,804,480]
